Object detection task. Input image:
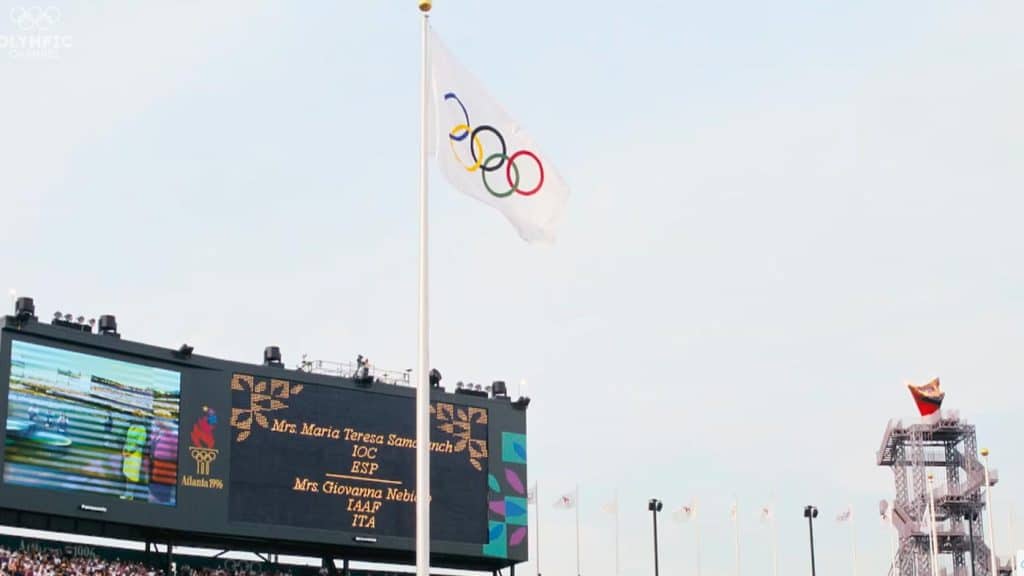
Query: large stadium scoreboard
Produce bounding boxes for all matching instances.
[0,316,528,570]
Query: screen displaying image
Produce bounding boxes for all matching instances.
[3,340,181,506]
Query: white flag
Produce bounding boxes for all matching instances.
[429,28,569,244]
[837,506,853,523]
[673,502,697,523]
[730,501,738,521]
[527,484,537,504]
[554,492,576,509]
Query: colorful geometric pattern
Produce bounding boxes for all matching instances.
[483,432,528,558]
[502,431,527,464]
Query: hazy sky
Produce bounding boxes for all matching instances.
[2,1,1023,575]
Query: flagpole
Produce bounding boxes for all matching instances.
[695,501,702,576]
[1010,507,1016,576]
[982,449,997,576]
[576,484,581,576]
[771,508,778,576]
[614,489,620,576]
[535,482,542,576]
[889,510,898,576]
[415,3,432,576]
[734,501,741,576]
[928,474,939,576]
[850,506,858,576]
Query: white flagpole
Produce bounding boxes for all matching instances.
[850,506,858,576]
[695,504,702,576]
[614,490,620,576]
[415,3,432,576]
[928,474,939,576]
[734,501,741,576]
[576,484,582,576]
[983,449,997,576]
[535,482,542,576]
[771,507,778,576]
[890,515,898,576]
[1010,507,1017,576]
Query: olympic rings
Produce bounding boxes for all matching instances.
[449,123,483,172]
[507,150,544,196]
[444,91,545,198]
[470,126,505,173]
[11,6,61,32]
[482,153,520,198]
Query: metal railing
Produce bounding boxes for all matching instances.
[296,357,412,387]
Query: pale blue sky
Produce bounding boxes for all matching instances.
[2,1,1023,575]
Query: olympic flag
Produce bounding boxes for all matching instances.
[428,27,569,243]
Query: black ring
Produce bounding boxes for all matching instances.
[470,125,507,172]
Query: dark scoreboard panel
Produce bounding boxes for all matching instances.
[0,319,528,570]
[228,375,489,542]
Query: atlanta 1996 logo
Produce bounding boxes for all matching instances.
[182,406,224,490]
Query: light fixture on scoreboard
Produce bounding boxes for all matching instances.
[264,346,283,367]
[14,296,36,323]
[98,314,119,338]
[429,368,442,388]
[50,308,95,333]
[176,343,194,359]
[456,383,489,398]
[512,396,531,410]
[491,380,508,399]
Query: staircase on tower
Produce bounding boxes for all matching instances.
[877,410,1009,576]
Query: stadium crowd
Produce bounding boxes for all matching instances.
[0,547,157,576]
[0,546,302,576]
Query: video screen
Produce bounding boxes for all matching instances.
[3,340,182,506]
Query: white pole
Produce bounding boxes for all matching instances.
[613,494,620,576]
[771,508,778,576]
[928,474,939,576]
[535,482,542,576]
[1010,507,1016,576]
[734,501,741,576]
[695,504,702,576]
[983,449,998,576]
[576,484,581,576]
[850,506,858,576]
[415,5,432,576]
[889,507,899,576]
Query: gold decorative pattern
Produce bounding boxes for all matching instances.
[230,373,303,443]
[431,402,488,471]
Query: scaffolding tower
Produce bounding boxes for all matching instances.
[877,410,1000,576]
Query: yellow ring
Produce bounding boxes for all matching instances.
[449,123,484,172]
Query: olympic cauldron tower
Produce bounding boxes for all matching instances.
[877,380,997,576]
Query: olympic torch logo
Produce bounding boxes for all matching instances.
[189,407,218,476]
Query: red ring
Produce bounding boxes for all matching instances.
[507,150,544,196]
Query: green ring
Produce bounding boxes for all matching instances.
[482,153,519,198]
